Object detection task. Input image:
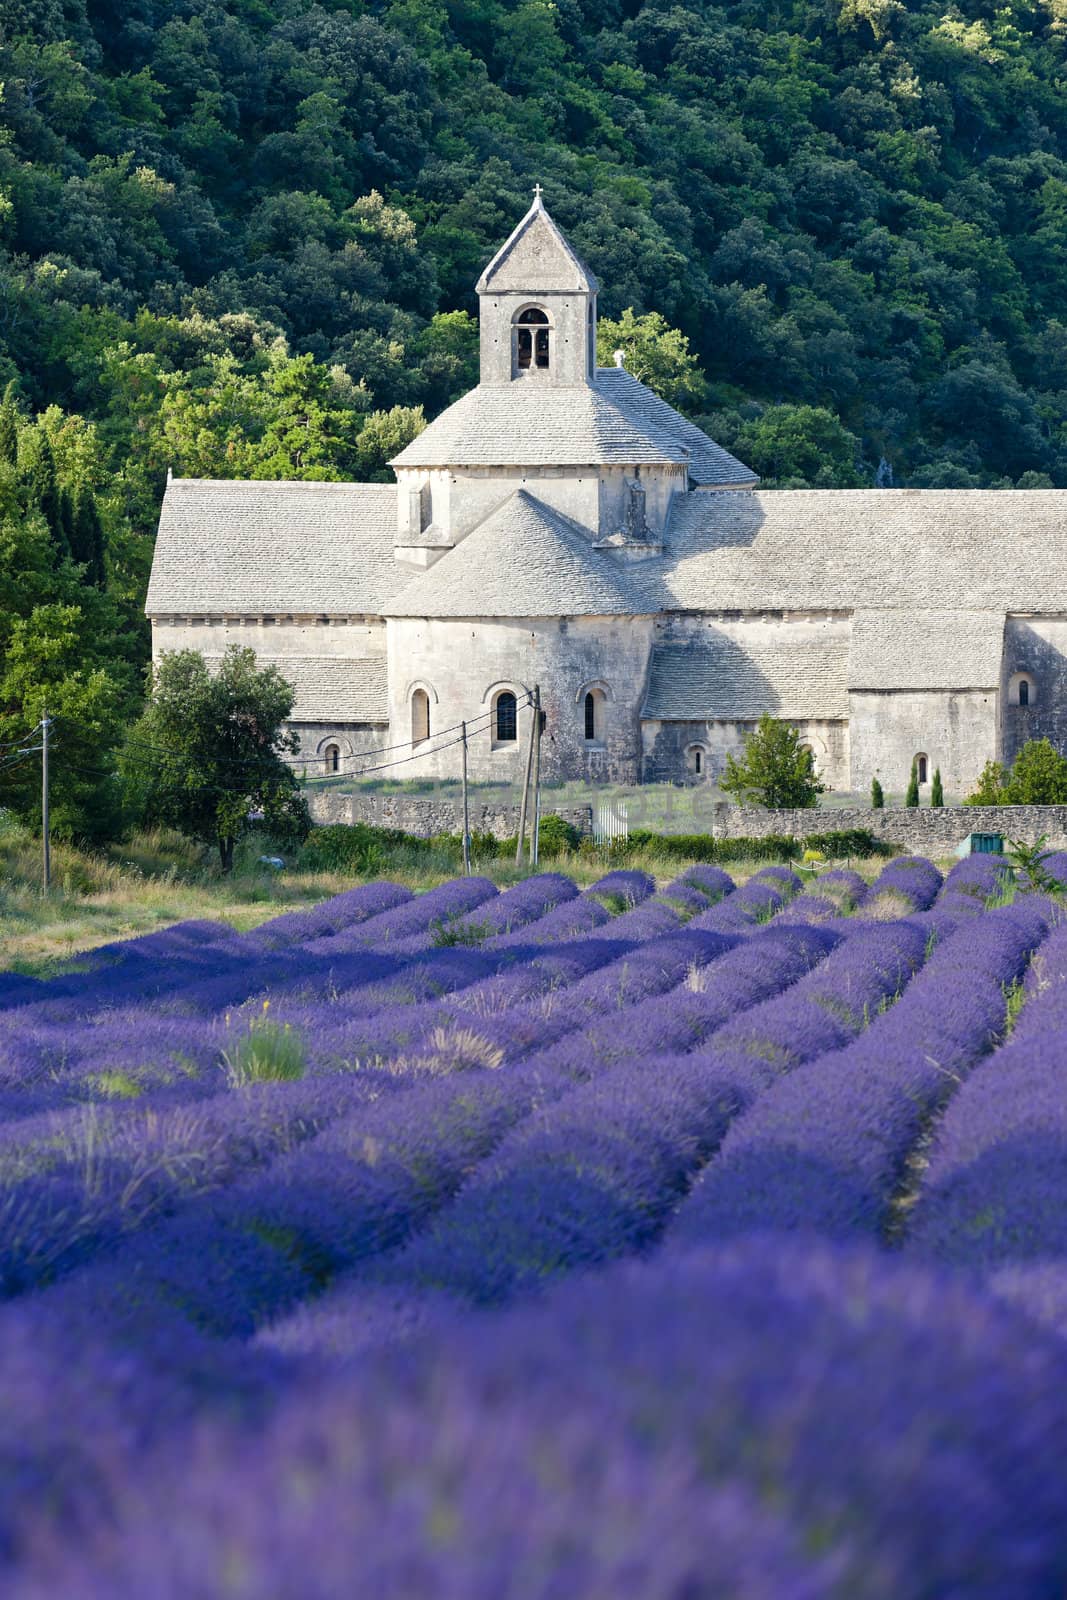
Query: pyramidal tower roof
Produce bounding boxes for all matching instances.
[475,187,598,296]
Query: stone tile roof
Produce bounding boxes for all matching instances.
[390,370,756,486]
[200,653,388,724]
[594,369,758,488]
[146,479,398,616]
[385,490,638,618]
[631,489,1067,613]
[850,610,1005,690]
[643,633,850,721]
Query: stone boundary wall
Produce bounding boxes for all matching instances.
[308,790,1067,853]
[308,789,594,842]
[707,804,1067,852]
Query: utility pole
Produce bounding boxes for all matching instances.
[460,720,471,876]
[41,712,51,895]
[531,687,543,867]
[515,685,538,866]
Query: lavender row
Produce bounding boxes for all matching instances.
[25,1238,1067,1599]
[860,854,942,915]
[520,923,835,1084]
[377,928,838,1304]
[672,902,1049,1246]
[0,1073,406,1298]
[389,872,578,952]
[906,919,1067,1272]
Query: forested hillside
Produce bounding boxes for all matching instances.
[2,0,1067,832]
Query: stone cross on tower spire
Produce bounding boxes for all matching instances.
[475,193,599,386]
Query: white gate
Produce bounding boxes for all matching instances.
[594,800,629,845]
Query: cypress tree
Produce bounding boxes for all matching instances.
[0,388,19,467]
[72,487,107,585]
[905,761,920,808]
[870,776,884,809]
[930,768,944,807]
[23,433,69,556]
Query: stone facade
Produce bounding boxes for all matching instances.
[146,193,1067,798]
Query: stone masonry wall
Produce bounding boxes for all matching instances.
[707,804,1067,852]
[308,789,594,842]
[309,790,1067,852]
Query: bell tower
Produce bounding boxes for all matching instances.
[475,187,599,387]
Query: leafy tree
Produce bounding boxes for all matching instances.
[354,405,426,481]
[1002,739,1067,805]
[930,767,944,807]
[123,645,311,871]
[966,761,1008,806]
[596,309,706,409]
[720,716,825,810]
[731,405,863,488]
[870,776,884,809]
[905,761,920,808]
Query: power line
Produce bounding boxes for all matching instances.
[88,693,531,775]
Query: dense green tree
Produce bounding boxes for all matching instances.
[124,645,311,871]
[721,716,826,810]
[71,488,107,587]
[905,761,920,808]
[930,767,944,807]
[870,776,884,809]
[966,760,1008,806]
[1001,740,1067,805]
[596,308,705,409]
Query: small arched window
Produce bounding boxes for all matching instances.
[1009,672,1035,707]
[515,307,550,373]
[411,688,430,745]
[495,691,518,743]
[915,753,928,785]
[324,743,340,774]
[584,692,596,741]
[686,743,708,779]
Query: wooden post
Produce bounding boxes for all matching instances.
[41,712,51,895]
[515,686,538,865]
[531,687,542,867]
[461,720,471,875]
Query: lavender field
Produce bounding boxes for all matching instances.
[2,853,1067,1596]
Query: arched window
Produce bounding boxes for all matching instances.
[584,691,596,741]
[411,688,430,745]
[1009,672,1035,707]
[685,743,708,780]
[514,307,550,373]
[324,743,340,775]
[915,753,928,785]
[694,749,702,775]
[495,691,517,742]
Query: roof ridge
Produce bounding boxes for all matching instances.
[166,477,395,493]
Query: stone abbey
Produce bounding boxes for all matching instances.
[148,193,1067,796]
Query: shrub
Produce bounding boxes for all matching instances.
[537,815,583,857]
[905,762,920,808]
[870,777,884,809]
[930,768,944,807]
[299,823,410,875]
